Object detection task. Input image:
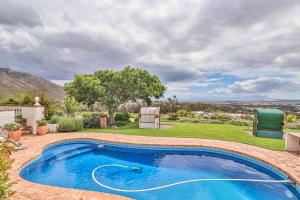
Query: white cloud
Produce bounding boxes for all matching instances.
[211,77,300,99]
[0,0,300,99]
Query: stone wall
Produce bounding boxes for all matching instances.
[0,111,15,127]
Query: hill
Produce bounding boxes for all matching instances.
[0,68,65,99]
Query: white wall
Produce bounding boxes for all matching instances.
[0,111,15,127]
[139,118,160,129]
[21,106,45,135]
[0,105,45,134]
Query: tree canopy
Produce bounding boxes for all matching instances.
[64,66,166,125]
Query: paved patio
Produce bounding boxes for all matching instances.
[10,132,300,200]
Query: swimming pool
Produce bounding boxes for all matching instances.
[20,140,300,200]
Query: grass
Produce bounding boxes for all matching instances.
[82,122,286,151]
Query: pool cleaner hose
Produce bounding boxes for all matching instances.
[92,164,293,193]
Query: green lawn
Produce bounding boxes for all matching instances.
[82,122,286,151]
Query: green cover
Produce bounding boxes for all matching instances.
[253,108,284,139]
[256,130,283,139]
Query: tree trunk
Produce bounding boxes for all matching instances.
[108,108,115,126]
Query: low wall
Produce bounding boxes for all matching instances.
[0,110,15,127]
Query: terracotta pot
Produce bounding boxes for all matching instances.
[37,125,48,135]
[9,130,22,141]
[100,116,107,128]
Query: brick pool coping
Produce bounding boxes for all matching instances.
[10,132,300,200]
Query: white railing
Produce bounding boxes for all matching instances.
[0,105,22,116]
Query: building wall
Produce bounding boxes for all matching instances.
[0,111,15,127]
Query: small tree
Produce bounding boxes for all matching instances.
[65,67,166,125]
[63,97,78,117]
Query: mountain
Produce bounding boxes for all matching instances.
[0,68,65,99]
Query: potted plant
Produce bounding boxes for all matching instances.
[47,115,60,133]
[37,119,48,135]
[15,115,27,126]
[3,123,21,141]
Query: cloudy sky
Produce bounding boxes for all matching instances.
[1,0,300,101]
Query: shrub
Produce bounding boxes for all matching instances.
[207,120,224,124]
[115,112,130,122]
[190,118,201,123]
[167,113,178,120]
[58,118,83,132]
[3,123,20,131]
[15,115,26,124]
[3,92,62,120]
[176,109,190,117]
[285,123,300,130]
[0,140,14,199]
[48,115,60,124]
[55,109,65,117]
[178,117,192,122]
[211,112,231,122]
[63,97,78,117]
[227,120,251,126]
[4,93,35,105]
[82,113,100,128]
[82,112,93,118]
[284,114,297,123]
[115,121,128,127]
[37,119,47,126]
[130,114,139,122]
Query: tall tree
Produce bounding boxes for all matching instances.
[65,67,166,125]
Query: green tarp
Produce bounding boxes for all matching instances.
[253,108,284,139]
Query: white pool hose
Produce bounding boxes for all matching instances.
[92,164,293,193]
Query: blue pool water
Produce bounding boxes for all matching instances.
[20,140,300,200]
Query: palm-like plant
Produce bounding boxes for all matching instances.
[284,114,297,123]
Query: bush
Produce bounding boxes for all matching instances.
[3,123,20,131]
[227,120,251,126]
[37,119,47,126]
[15,115,26,124]
[3,92,62,120]
[4,93,35,105]
[82,112,93,118]
[176,109,190,117]
[63,97,78,117]
[115,112,130,122]
[82,113,100,128]
[58,118,83,132]
[55,109,65,117]
[178,117,192,122]
[115,121,128,127]
[285,123,300,130]
[285,114,297,123]
[211,112,231,122]
[207,120,224,124]
[190,118,201,123]
[48,115,60,124]
[0,140,14,199]
[167,113,178,120]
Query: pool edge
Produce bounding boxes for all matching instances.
[10,133,300,200]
